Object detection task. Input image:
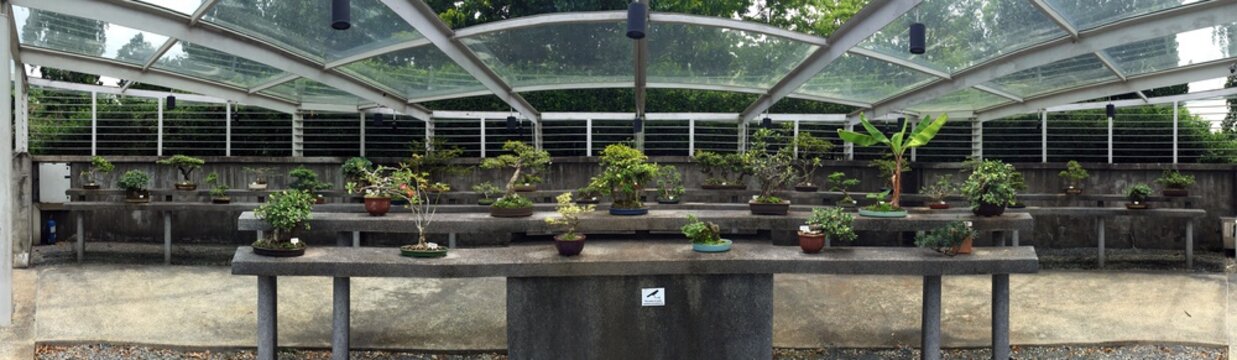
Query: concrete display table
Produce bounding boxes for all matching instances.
[1024,207,1206,268]
[231,242,1039,360]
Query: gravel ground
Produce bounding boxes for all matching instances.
[34,344,507,360]
[1035,247,1229,273]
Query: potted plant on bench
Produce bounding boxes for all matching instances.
[682,214,730,253]
[1155,170,1194,197]
[408,137,467,192]
[746,128,798,215]
[81,155,114,190]
[798,207,857,253]
[289,166,332,204]
[859,190,906,218]
[838,114,948,213]
[828,171,859,209]
[244,167,272,190]
[346,165,396,216]
[1125,183,1152,210]
[472,182,502,206]
[574,184,603,205]
[915,221,975,256]
[655,165,684,204]
[792,131,833,192]
[695,150,749,190]
[481,141,550,218]
[1059,160,1088,195]
[206,172,230,204]
[961,160,1020,217]
[592,143,658,216]
[252,190,315,257]
[340,157,372,193]
[922,175,955,210]
[393,170,447,258]
[119,170,151,204]
[546,192,595,256]
[157,154,205,191]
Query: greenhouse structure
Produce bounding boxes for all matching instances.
[2,0,1237,359]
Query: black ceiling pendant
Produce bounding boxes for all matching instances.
[1106,104,1116,119]
[165,95,176,110]
[626,1,647,40]
[633,116,643,133]
[762,117,773,129]
[506,116,519,131]
[909,23,926,54]
[391,117,398,130]
[372,113,384,127]
[332,0,351,30]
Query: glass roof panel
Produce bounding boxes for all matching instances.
[857,0,1066,74]
[983,54,1118,98]
[1042,0,1202,31]
[136,0,204,15]
[153,41,287,88]
[909,88,1010,112]
[646,23,818,90]
[338,45,487,101]
[794,52,936,103]
[261,78,366,105]
[461,22,633,89]
[203,0,422,63]
[14,7,171,66]
[1103,25,1235,77]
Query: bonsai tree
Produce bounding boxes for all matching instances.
[118,170,150,192]
[694,150,750,187]
[792,131,834,189]
[961,160,1020,215]
[654,165,685,202]
[681,215,723,245]
[838,114,948,207]
[289,166,332,194]
[471,182,502,205]
[407,137,468,189]
[745,128,798,206]
[243,166,274,189]
[590,143,658,211]
[157,155,205,189]
[345,165,397,199]
[545,192,595,242]
[803,207,857,243]
[340,157,373,185]
[870,155,910,192]
[864,190,899,212]
[827,171,860,206]
[1058,160,1089,194]
[915,221,976,256]
[206,172,230,203]
[252,190,315,253]
[1126,183,1152,208]
[80,155,114,189]
[480,141,550,210]
[921,175,955,208]
[393,169,446,256]
[1155,170,1194,196]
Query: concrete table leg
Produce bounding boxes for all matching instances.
[1097,219,1106,268]
[163,213,172,265]
[352,231,360,247]
[994,231,1005,247]
[336,232,351,247]
[1186,221,1194,269]
[992,274,1010,360]
[75,213,84,262]
[922,275,941,360]
[333,277,350,360]
[449,232,457,249]
[257,276,277,360]
[1012,230,1020,247]
[257,230,264,243]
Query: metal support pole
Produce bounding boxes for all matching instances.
[688,118,695,156]
[992,274,1010,360]
[1098,218,1106,268]
[479,118,486,158]
[75,213,83,262]
[157,97,164,156]
[163,213,172,265]
[1172,101,1179,164]
[358,112,366,156]
[1107,114,1113,164]
[91,91,97,155]
[225,102,232,157]
[1041,110,1048,163]
[425,118,434,147]
[332,277,350,360]
[921,275,942,360]
[292,113,304,157]
[792,119,800,158]
[586,118,593,157]
[844,123,855,160]
[257,276,278,360]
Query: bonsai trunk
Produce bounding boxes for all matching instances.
[178,167,194,183]
[505,166,523,196]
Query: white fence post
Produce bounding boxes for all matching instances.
[225,102,232,157]
[91,91,97,156]
[1107,112,1113,164]
[971,119,982,161]
[737,121,747,152]
[843,122,854,160]
[1172,101,1179,164]
[792,119,800,159]
[688,118,695,156]
[157,97,164,156]
[1041,110,1048,163]
[292,113,304,157]
[479,118,486,158]
[358,112,365,157]
[15,71,27,154]
[586,118,593,157]
[425,118,434,151]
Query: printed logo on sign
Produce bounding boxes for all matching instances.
[641,288,665,307]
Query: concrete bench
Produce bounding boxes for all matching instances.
[231,242,1039,360]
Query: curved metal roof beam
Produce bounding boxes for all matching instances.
[450,11,828,46]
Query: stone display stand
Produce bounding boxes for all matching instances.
[232,242,1039,360]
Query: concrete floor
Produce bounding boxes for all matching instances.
[8,264,1229,355]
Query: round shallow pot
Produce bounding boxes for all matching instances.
[1065,187,1083,195]
[491,206,534,218]
[1163,187,1188,197]
[1126,202,1149,210]
[858,208,907,218]
[401,247,448,258]
[972,203,1006,217]
[701,183,745,190]
[175,182,197,191]
[794,183,819,192]
[125,189,150,204]
[928,201,950,210]
[656,197,680,205]
[554,234,586,256]
[248,182,268,190]
[692,239,732,253]
[798,232,825,254]
[513,184,537,192]
[83,183,101,190]
[610,207,648,216]
[252,245,305,257]
[478,199,495,206]
[364,197,392,216]
[212,197,231,204]
[749,200,790,215]
[575,197,600,205]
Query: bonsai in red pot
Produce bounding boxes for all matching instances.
[545,192,595,256]
[915,221,976,256]
[1155,170,1194,197]
[346,165,398,216]
[798,207,857,253]
[921,175,955,210]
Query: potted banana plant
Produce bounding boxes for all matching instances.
[838,114,948,214]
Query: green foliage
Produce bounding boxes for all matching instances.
[81,155,114,184]
[117,170,150,191]
[654,165,685,199]
[254,190,315,247]
[694,150,750,185]
[289,166,332,193]
[244,167,273,183]
[480,141,551,195]
[340,157,373,183]
[804,208,856,243]
[921,175,955,202]
[206,172,228,198]
[961,160,1020,207]
[793,130,835,183]
[389,170,442,247]
[863,190,900,212]
[915,221,975,256]
[492,194,533,209]
[590,143,658,209]
[157,155,205,182]
[1126,183,1153,201]
[827,171,860,203]
[1155,170,1195,188]
[746,128,798,203]
[1058,161,1089,183]
[545,193,595,240]
[680,215,723,245]
[839,114,947,206]
[407,137,468,183]
[870,155,911,188]
[345,165,398,198]
[471,182,502,200]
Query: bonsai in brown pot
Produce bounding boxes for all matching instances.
[915,221,976,256]
[798,207,857,253]
[118,170,151,204]
[346,165,397,216]
[80,155,114,190]
[1155,170,1194,197]
[481,141,550,218]
[747,127,796,215]
[921,175,955,210]
[695,150,749,190]
[206,172,231,204]
[157,155,205,191]
[1125,183,1152,210]
[545,192,595,256]
[961,160,1020,217]
[827,172,860,209]
[1058,160,1088,195]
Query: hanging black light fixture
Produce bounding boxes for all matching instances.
[762,117,773,129]
[626,1,647,39]
[909,23,926,54]
[506,115,519,131]
[390,117,398,130]
[332,0,351,30]
[633,115,644,133]
[1106,104,1116,119]
[165,95,176,110]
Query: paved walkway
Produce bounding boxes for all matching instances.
[10,264,1233,354]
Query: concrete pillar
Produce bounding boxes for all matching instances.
[332,277,350,360]
[257,276,278,360]
[992,274,1010,360]
[1097,219,1106,268]
[921,275,941,360]
[0,9,12,325]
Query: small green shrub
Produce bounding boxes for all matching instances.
[206,172,228,198]
[253,190,314,247]
[1155,170,1194,188]
[289,166,332,193]
[480,141,551,196]
[961,160,1020,208]
[471,182,502,200]
[1126,183,1153,202]
[915,221,975,256]
[827,171,860,204]
[654,165,684,200]
[804,208,856,243]
[117,170,150,191]
[921,175,955,202]
[863,190,900,212]
[590,143,657,209]
[680,215,723,245]
[695,150,750,185]
[746,128,797,204]
[345,165,397,198]
[1058,160,1089,184]
[81,155,114,185]
[492,194,533,209]
[545,193,595,241]
[340,157,372,183]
